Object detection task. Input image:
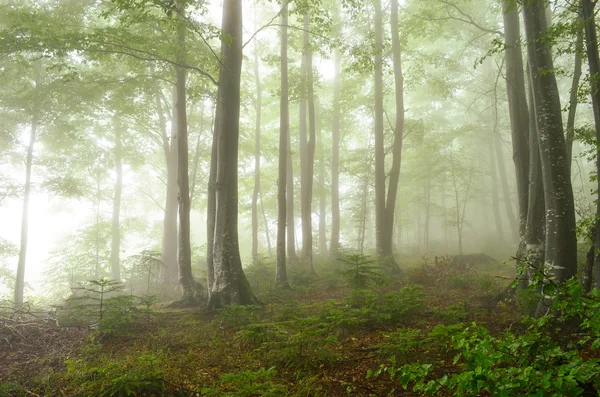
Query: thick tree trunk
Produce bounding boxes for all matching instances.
[252,35,262,264]
[582,0,600,290]
[208,0,258,309]
[158,90,179,287]
[276,3,289,287]
[110,122,122,282]
[174,11,196,305]
[523,1,578,291]
[14,63,41,306]
[502,0,531,260]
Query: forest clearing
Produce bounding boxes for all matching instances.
[2,0,600,395]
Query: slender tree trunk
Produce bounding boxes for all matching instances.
[189,103,206,206]
[581,0,600,290]
[14,62,41,306]
[299,13,316,274]
[276,2,290,286]
[158,90,179,287]
[494,134,519,242]
[252,33,262,264]
[95,171,100,280]
[206,106,218,294]
[374,0,385,262]
[259,190,272,257]
[523,62,546,291]
[174,8,196,304]
[330,34,342,258]
[566,14,583,171]
[208,0,258,309]
[523,0,578,290]
[488,133,506,242]
[317,108,327,256]
[502,0,531,260]
[286,124,297,261]
[424,167,431,252]
[110,121,123,282]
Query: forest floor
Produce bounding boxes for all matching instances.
[0,256,535,396]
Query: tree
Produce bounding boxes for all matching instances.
[374,0,403,272]
[110,117,123,282]
[522,0,578,288]
[207,0,258,309]
[251,9,262,264]
[330,5,342,258]
[276,0,290,287]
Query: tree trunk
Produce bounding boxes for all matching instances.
[259,189,272,257]
[523,0,578,288]
[189,103,205,206]
[502,0,531,259]
[494,134,519,243]
[374,0,385,263]
[523,62,546,291]
[566,13,583,171]
[174,9,196,305]
[276,2,289,287]
[158,89,178,287]
[14,62,41,306]
[206,105,218,294]
[286,122,297,261]
[487,132,506,242]
[110,120,123,282]
[299,13,316,274]
[330,32,342,258]
[317,102,327,256]
[582,0,600,290]
[252,32,262,264]
[208,0,258,309]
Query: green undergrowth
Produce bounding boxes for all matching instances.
[5,256,591,396]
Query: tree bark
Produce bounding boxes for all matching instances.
[158,89,179,288]
[317,100,327,256]
[14,61,41,306]
[581,0,600,290]
[502,0,531,259]
[566,13,583,171]
[208,0,258,309]
[373,0,404,272]
[523,62,546,291]
[174,7,196,305]
[206,105,218,294]
[286,120,297,261]
[276,2,289,287]
[523,0,578,289]
[252,31,262,264]
[110,120,123,282]
[330,29,342,258]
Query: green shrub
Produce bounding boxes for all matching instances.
[372,278,600,396]
[434,300,468,324]
[377,328,422,359]
[380,285,424,322]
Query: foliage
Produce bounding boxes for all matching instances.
[217,305,262,329]
[372,278,600,396]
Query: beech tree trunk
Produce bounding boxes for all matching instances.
[523,1,578,290]
[330,34,341,258]
[317,103,327,256]
[208,0,258,309]
[523,63,546,291]
[566,13,583,171]
[14,61,41,306]
[252,33,262,264]
[582,0,600,290]
[276,2,289,287]
[374,0,403,272]
[158,89,178,287]
[286,124,297,261]
[174,9,196,304]
[502,0,530,258]
[110,121,122,282]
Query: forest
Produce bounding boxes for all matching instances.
[2,0,600,395]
